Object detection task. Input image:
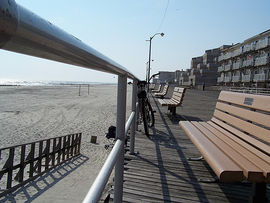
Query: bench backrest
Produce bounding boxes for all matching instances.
[154,85,161,92]
[171,87,186,105]
[149,83,155,90]
[211,91,270,155]
[160,84,169,95]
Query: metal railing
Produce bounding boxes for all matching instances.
[0,0,140,202]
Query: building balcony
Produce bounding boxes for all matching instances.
[255,38,270,50]
[254,55,269,66]
[232,75,241,82]
[218,55,224,62]
[217,77,224,83]
[253,73,267,82]
[224,76,231,83]
[232,48,242,57]
[242,59,254,67]
[232,61,241,70]
[217,66,224,72]
[223,52,232,60]
[241,74,252,82]
[243,44,251,53]
[224,64,232,71]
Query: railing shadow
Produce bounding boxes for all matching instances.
[0,154,88,203]
[150,95,209,202]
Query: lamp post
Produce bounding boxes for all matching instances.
[147,33,164,91]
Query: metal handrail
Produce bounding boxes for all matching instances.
[0,1,140,202]
[83,110,136,203]
[0,0,139,80]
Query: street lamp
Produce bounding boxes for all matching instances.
[146,33,164,91]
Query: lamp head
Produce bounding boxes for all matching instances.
[160,33,164,37]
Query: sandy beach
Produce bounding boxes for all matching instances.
[0,84,132,202]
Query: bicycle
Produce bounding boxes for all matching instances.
[137,80,155,136]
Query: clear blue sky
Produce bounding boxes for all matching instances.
[0,0,269,82]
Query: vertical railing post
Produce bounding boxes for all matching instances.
[130,79,137,154]
[114,74,127,203]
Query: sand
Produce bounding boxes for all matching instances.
[0,84,132,202]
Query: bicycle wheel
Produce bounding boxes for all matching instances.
[141,99,149,136]
[145,99,155,127]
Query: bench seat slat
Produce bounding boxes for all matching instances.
[200,122,270,182]
[211,117,270,156]
[216,102,270,128]
[214,109,270,143]
[158,87,185,107]
[218,91,270,113]
[179,121,244,182]
[192,122,265,182]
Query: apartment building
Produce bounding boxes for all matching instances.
[180,46,228,86]
[217,29,270,87]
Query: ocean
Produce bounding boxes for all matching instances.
[0,79,115,86]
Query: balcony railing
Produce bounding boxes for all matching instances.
[232,75,241,82]
[232,61,241,70]
[243,44,251,53]
[224,76,231,82]
[218,55,224,62]
[253,73,267,82]
[232,48,242,57]
[217,77,224,83]
[242,74,252,82]
[254,55,269,66]
[223,52,232,60]
[255,38,270,50]
[224,64,232,71]
[242,59,254,67]
[0,1,139,202]
[217,66,224,72]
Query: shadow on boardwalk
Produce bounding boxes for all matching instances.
[111,89,269,202]
[0,155,88,203]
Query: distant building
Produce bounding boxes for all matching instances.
[180,46,229,87]
[217,29,270,87]
[153,70,184,84]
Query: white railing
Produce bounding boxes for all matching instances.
[232,75,241,82]
[224,64,232,71]
[217,66,224,72]
[218,55,224,62]
[253,73,267,82]
[242,59,254,67]
[224,76,231,83]
[217,77,224,83]
[255,37,270,50]
[242,74,252,82]
[232,61,241,70]
[0,1,140,202]
[229,87,270,96]
[232,48,242,57]
[254,55,269,66]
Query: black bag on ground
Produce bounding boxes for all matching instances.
[106,126,116,139]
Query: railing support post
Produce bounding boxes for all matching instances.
[114,75,127,203]
[130,80,137,154]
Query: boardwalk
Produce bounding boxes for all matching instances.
[110,88,270,203]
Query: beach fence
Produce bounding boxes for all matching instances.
[0,1,140,202]
[0,133,82,197]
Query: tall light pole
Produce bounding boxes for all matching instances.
[147,33,164,90]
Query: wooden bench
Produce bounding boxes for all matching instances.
[154,84,169,98]
[151,84,161,93]
[149,83,155,90]
[179,91,270,202]
[158,87,186,115]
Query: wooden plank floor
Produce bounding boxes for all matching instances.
[110,88,270,203]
